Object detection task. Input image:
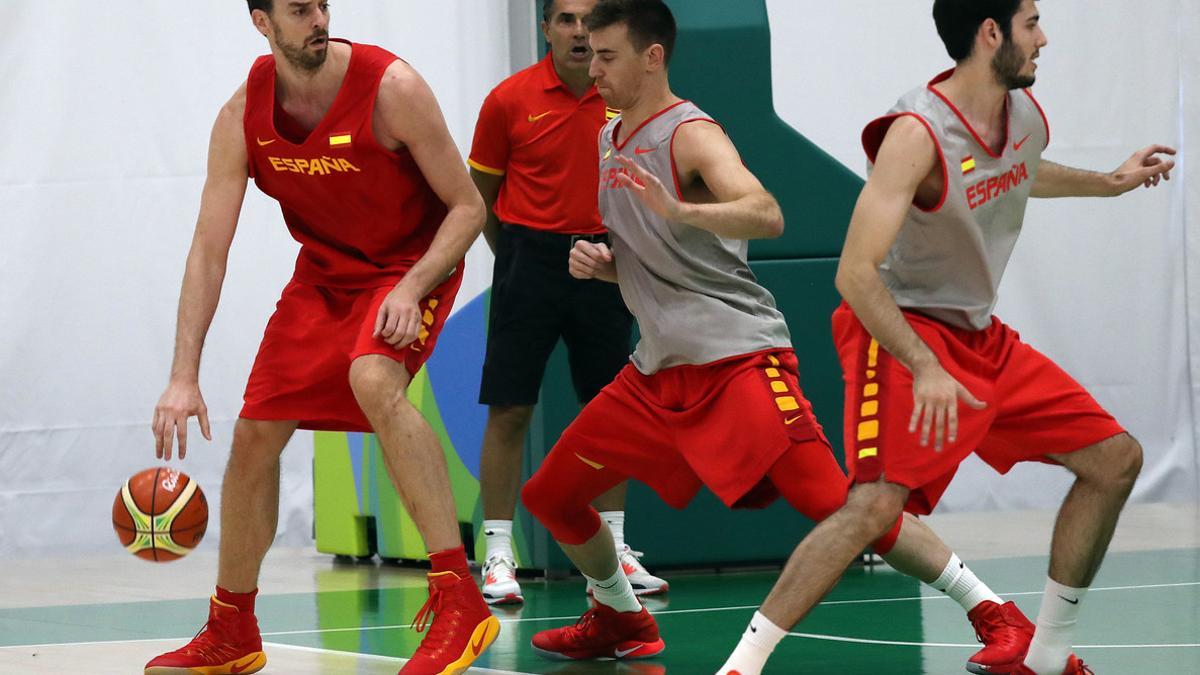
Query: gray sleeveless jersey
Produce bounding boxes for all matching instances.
[597,101,791,374]
[864,70,1050,330]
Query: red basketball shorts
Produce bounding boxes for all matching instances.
[832,302,1126,515]
[239,268,462,432]
[522,349,856,544]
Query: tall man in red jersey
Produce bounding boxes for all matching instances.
[719,2,1176,674]
[145,2,498,674]
[467,0,666,606]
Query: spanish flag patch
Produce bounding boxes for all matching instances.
[605,107,620,120]
[961,155,976,175]
[329,134,352,148]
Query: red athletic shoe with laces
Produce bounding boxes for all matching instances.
[144,596,266,674]
[399,570,500,675]
[531,603,664,661]
[1011,654,1094,675]
[965,600,1035,673]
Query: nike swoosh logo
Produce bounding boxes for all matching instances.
[784,415,803,425]
[634,146,655,155]
[230,655,260,673]
[750,624,758,633]
[472,623,493,655]
[1058,594,1080,605]
[1013,134,1032,151]
[528,111,553,123]
[575,453,605,470]
[615,645,643,658]
[256,138,276,146]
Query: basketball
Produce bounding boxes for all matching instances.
[112,467,208,562]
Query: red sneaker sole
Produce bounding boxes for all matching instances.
[532,638,665,661]
[144,650,266,674]
[483,593,524,606]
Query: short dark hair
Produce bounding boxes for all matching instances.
[932,0,1023,61]
[247,0,272,15]
[542,0,555,23]
[584,0,677,65]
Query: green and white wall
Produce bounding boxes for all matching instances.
[1,1,1195,558]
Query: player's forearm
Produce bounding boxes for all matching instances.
[398,199,486,298]
[1031,160,1118,198]
[469,169,504,254]
[168,248,228,384]
[481,210,502,254]
[835,260,940,375]
[676,191,784,240]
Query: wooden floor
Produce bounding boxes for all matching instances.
[1,502,1196,674]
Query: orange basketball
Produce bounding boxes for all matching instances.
[112,467,208,562]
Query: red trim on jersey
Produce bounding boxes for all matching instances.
[612,100,690,151]
[862,112,948,213]
[668,118,723,200]
[927,69,1010,159]
[1022,88,1050,149]
[265,39,359,150]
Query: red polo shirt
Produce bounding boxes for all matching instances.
[469,55,616,235]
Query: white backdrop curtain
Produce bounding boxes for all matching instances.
[0,1,510,556]
[3,1,1195,557]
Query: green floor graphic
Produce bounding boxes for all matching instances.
[4,549,1198,673]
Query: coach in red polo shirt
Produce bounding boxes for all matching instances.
[467,0,666,606]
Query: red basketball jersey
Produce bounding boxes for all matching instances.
[244,40,448,288]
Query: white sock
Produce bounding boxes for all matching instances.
[1024,577,1087,675]
[600,511,626,550]
[586,566,641,613]
[928,553,1002,612]
[717,611,788,675]
[482,519,514,561]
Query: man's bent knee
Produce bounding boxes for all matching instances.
[521,471,600,546]
[231,419,296,461]
[487,405,535,442]
[348,355,411,413]
[1060,433,1143,492]
[1120,434,1144,480]
[845,481,908,539]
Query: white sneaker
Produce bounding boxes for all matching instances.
[599,545,668,596]
[481,555,523,605]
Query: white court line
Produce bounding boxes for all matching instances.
[787,633,1200,650]
[262,580,1200,637]
[262,641,535,674]
[2,580,1197,651]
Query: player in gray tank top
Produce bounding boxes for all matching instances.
[584,101,792,373]
[725,3,1177,675]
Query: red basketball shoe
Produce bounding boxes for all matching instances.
[399,570,500,675]
[532,604,664,661]
[1011,654,1094,675]
[965,600,1035,673]
[144,596,266,674]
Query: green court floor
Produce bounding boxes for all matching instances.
[2,548,1197,674]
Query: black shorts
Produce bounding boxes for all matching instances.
[479,224,633,407]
